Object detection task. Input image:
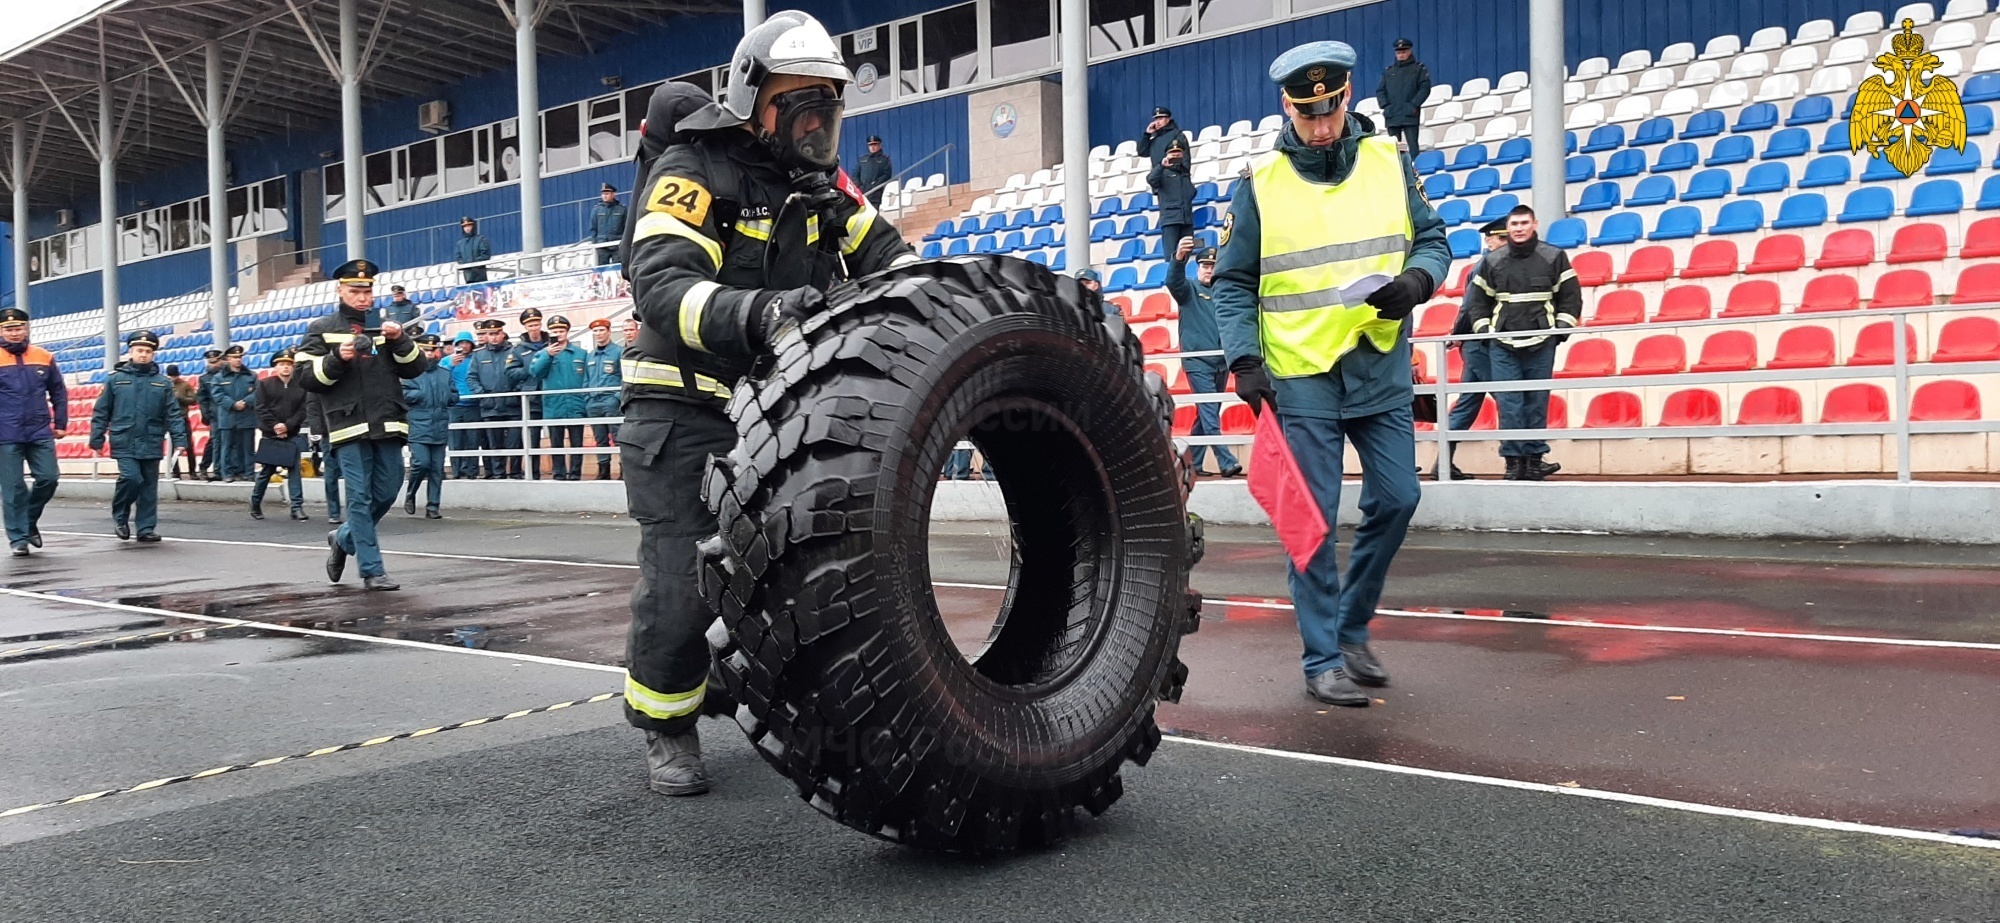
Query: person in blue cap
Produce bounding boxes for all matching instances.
[1210,40,1451,708]
[442,330,483,479]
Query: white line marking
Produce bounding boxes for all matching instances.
[1166,735,2000,851]
[41,532,2000,651]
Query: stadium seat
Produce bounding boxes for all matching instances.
[1934,316,2000,360]
[1581,124,1625,153]
[1449,145,1489,172]
[1706,135,1756,168]
[1926,144,1982,175]
[1771,193,1828,228]
[1963,217,2000,258]
[1849,321,1920,365]
[1624,335,1688,374]
[1887,223,1950,264]
[1436,199,1473,227]
[1964,73,2000,103]
[1139,326,1174,354]
[1758,129,1812,163]
[1583,391,1643,427]
[1710,200,1766,234]
[1628,175,1678,206]
[1589,290,1647,326]
[1654,286,1713,322]
[1104,266,1139,293]
[1414,150,1447,175]
[1574,181,1622,212]
[1416,302,1459,338]
[1692,330,1760,372]
[1546,217,1588,249]
[1424,173,1456,200]
[1602,149,1647,179]
[1649,206,1703,240]
[1651,142,1699,172]
[1592,212,1644,246]
[1969,104,1994,137]
[1659,389,1724,426]
[1733,102,1781,133]
[1799,155,1852,188]
[1911,380,1983,421]
[1737,387,1805,424]
[1571,250,1613,286]
[1740,162,1792,194]
[1681,111,1726,139]
[1861,155,1907,183]
[1630,117,1676,147]
[1907,180,1965,216]
[1767,326,1839,369]
[1617,246,1676,283]
[1819,120,1853,153]
[1092,199,1122,219]
[1682,240,1740,278]
[1979,175,2000,210]
[1837,187,1896,223]
[1869,269,1937,308]
[1492,137,1531,165]
[1461,167,1501,198]
[1474,194,1520,225]
[1822,383,1891,423]
[1799,275,1862,312]
[1502,163,1534,191]
[1448,229,1482,259]
[1557,339,1619,378]
[1786,96,1834,126]
[1952,263,2000,303]
[1683,169,1733,201]
[945,238,971,256]
[1722,280,1783,318]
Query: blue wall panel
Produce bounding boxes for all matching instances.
[25,248,229,318]
[841,93,973,188]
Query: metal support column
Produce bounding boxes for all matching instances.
[340,0,366,262]
[1528,0,1566,223]
[98,81,120,369]
[10,122,27,319]
[1059,0,1091,283]
[205,41,231,349]
[742,0,765,33]
[514,0,542,276]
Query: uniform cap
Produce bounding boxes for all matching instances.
[1196,247,1219,264]
[416,333,444,347]
[1270,41,1357,116]
[588,318,611,331]
[460,216,476,224]
[1153,106,1173,119]
[203,349,223,360]
[1394,37,1414,50]
[391,284,406,294]
[474,318,506,330]
[0,307,27,328]
[125,330,161,348]
[165,364,180,376]
[1076,268,1101,283]
[222,344,245,357]
[867,134,882,143]
[1480,217,1509,236]
[271,348,296,364]
[546,315,572,331]
[333,258,380,286]
[601,182,617,193]
[519,308,544,323]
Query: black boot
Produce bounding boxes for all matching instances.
[404,492,417,515]
[249,500,263,520]
[290,506,308,521]
[1522,454,1562,481]
[1504,456,1524,481]
[597,462,612,480]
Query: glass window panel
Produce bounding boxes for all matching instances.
[844,27,892,108]
[543,103,582,173]
[495,120,521,182]
[897,20,921,96]
[140,211,163,258]
[260,178,287,233]
[408,140,440,200]
[443,129,478,193]
[1198,0,1270,34]
[27,241,41,282]
[365,150,395,209]
[587,98,622,164]
[921,4,978,93]
[991,0,1053,78]
[1088,0,1155,57]
[624,84,657,154]
[324,162,344,214]
[169,201,192,252]
[118,216,140,263]
[192,197,210,247]
[394,148,411,203]
[47,238,66,276]
[1166,0,1195,39]
[227,185,251,238]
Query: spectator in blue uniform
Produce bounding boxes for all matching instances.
[0,307,66,556]
[466,318,520,479]
[210,345,259,481]
[402,334,455,518]
[582,318,624,480]
[456,217,493,284]
[527,315,589,481]
[443,331,482,479]
[1165,239,1241,478]
[590,184,629,266]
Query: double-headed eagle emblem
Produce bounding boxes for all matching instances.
[1850,19,1967,176]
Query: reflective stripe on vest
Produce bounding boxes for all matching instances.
[1250,136,1413,378]
[624,674,705,721]
[619,357,732,400]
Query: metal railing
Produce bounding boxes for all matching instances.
[878,143,957,215]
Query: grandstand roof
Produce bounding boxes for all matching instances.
[0,0,735,205]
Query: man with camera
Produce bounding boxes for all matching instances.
[1142,106,1196,258]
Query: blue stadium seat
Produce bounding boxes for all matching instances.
[1965,73,2000,103]
[973,235,1001,254]
[1545,217,1587,249]
[1705,136,1754,166]
[1649,206,1702,240]
[1710,200,1765,234]
[1026,251,1049,266]
[1907,179,1965,216]
[1787,96,1834,126]
[1591,212,1643,246]
[1104,266,1139,293]
[1969,105,1993,137]
[1424,173,1456,200]
[1565,155,1597,183]
[1574,181,1621,212]
[1979,175,2000,210]
[1650,142,1698,173]
[1474,193,1519,225]
[1000,210,1029,230]
[1459,167,1501,197]
[1141,263,1169,288]
[1800,155,1852,188]
[1628,175,1679,206]
[1732,103,1779,133]
[1436,198,1473,227]
[1630,117,1675,147]
[981,213,1009,233]
[1741,162,1792,195]
[1120,192,1154,215]
[1107,239,1144,265]
[1582,124,1625,153]
[1761,128,1812,160]
[1192,182,1222,205]
[1114,215,1150,239]
[1448,144,1489,172]
[1492,137,1531,165]
[1040,205,1064,225]
[1819,121,1852,153]
[1192,205,1219,228]
[1502,162,1534,191]
[1447,228,1482,258]
[1093,197,1122,219]
[1050,251,1067,271]
[1837,187,1895,222]
[1681,111,1726,139]
[999,231,1025,252]
[1414,149,1447,175]
[1684,169,1733,201]
[1602,149,1646,179]
[1090,219,1116,241]
[946,237,972,256]
[1860,155,1904,182]
[1927,143,1981,175]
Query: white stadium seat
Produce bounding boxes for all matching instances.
[1701,35,1743,60]
[1987,19,2000,44]
[1431,100,1465,123]
[1841,11,1885,37]
[1504,89,1533,114]
[1574,57,1610,81]
[1636,67,1676,93]
[1706,80,1750,109]
[1196,124,1223,143]
[1495,71,1529,93]
[1455,77,1492,101]
[1973,43,2000,73]
[1613,50,1651,74]
[1809,66,1857,95]
[1564,82,1585,104]
[1590,74,1631,100]
[1225,119,1254,137]
[1942,0,1988,21]
[1931,21,1978,50]
[1745,26,1789,53]
[1656,88,1701,116]
[1478,116,1518,143]
[1678,60,1721,87]
[1113,140,1138,157]
[1440,123,1476,148]
[1727,52,1771,80]
[1892,2,1936,26]
[1424,85,1454,107]
[1355,97,1382,118]
[1468,94,1504,119]
[1775,45,1820,73]
[1934,49,1965,77]
[1610,95,1654,122]
[1659,42,1697,67]
[1258,114,1284,132]
[1824,37,1869,67]
[1754,73,1802,103]
[1565,101,1606,130]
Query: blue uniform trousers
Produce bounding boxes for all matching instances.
[1488,341,1558,457]
[319,442,343,514]
[0,440,59,545]
[1182,358,1241,474]
[331,439,404,578]
[449,406,482,477]
[218,429,255,479]
[1281,404,1422,678]
[1447,340,1492,434]
[112,457,163,535]
[406,442,446,512]
[250,434,307,511]
[590,423,618,476]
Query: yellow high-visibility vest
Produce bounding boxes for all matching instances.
[1251,135,1413,378]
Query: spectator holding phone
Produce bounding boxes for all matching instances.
[1142,106,1196,258]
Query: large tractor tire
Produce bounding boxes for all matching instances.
[698,255,1198,852]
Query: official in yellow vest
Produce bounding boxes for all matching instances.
[1210,40,1452,708]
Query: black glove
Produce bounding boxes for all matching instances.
[1364,268,1435,321]
[1230,356,1277,417]
[749,287,826,351]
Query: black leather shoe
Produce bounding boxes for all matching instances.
[26,529,42,548]
[363,575,401,591]
[1503,456,1524,481]
[1306,669,1371,707]
[290,508,308,521]
[115,523,131,540]
[1339,643,1390,687]
[11,543,27,556]
[404,494,416,515]
[1522,455,1562,481]
[326,530,348,583]
[424,509,442,520]
[136,532,161,544]
[249,502,263,520]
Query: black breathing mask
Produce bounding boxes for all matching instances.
[764,85,845,170]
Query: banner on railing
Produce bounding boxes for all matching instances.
[449,267,631,321]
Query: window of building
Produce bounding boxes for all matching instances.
[139,211,163,258]
[922,4,980,93]
[324,161,344,215]
[587,96,622,164]
[117,215,140,263]
[1089,0,1155,57]
[168,201,193,252]
[191,197,210,247]
[844,26,893,108]
[495,119,522,182]
[442,128,479,193]
[1291,0,1359,12]
[407,140,441,201]
[365,150,395,210]
[623,83,656,155]
[258,178,287,235]
[543,103,583,173]
[897,20,922,97]
[991,0,1054,78]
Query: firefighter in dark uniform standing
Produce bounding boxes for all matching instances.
[619,9,917,796]
[296,259,429,590]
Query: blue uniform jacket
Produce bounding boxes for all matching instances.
[0,341,66,444]
[589,201,629,244]
[528,344,591,419]
[209,368,260,430]
[465,340,519,420]
[1164,255,1222,356]
[454,233,492,268]
[89,362,190,460]
[506,332,552,413]
[400,358,456,445]
[1142,122,1196,226]
[581,343,623,418]
[1211,115,1452,420]
[383,298,422,327]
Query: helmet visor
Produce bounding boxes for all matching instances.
[771,85,845,169]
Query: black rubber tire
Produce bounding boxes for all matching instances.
[698,255,1194,852]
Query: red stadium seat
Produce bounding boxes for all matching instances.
[1445,345,1464,383]
[1651,285,1713,323]
[1691,330,1759,372]
[1821,383,1890,423]
[1139,325,1174,354]
[1623,335,1688,375]
[1934,317,2000,362]
[1416,302,1459,337]
[1680,240,1739,279]
[1586,289,1646,326]
[1950,263,2000,305]
[1583,391,1643,427]
[1847,321,1920,366]
[1220,403,1256,435]
[1469,396,1499,430]
[1617,245,1676,284]
[1172,405,1195,436]
[1571,250,1614,287]
[1910,380,1983,421]
[1798,275,1861,313]
[1721,280,1782,318]
[1736,387,1804,425]
[1659,389,1723,426]
[1961,217,2000,259]
[1107,296,1134,318]
[1886,222,1949,264]
[1555,339,1618,378]
[1745,234,1806,274]
[1546,394,1570,429]
[1441,263,1477,298]
[1813,228,1876,269]
[1766,326,1838,369]
[1138,292,1175,320]
[1868,269,1936,309]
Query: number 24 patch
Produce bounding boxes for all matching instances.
[646,175,712,227]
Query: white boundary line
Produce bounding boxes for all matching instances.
[7,584,1994,850]
[1166,736,2000,851]
[39,530,2000,652]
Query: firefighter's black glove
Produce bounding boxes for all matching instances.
[750,287,826,352]
[1364,268,1435,321]
[1230,356,1278,417]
